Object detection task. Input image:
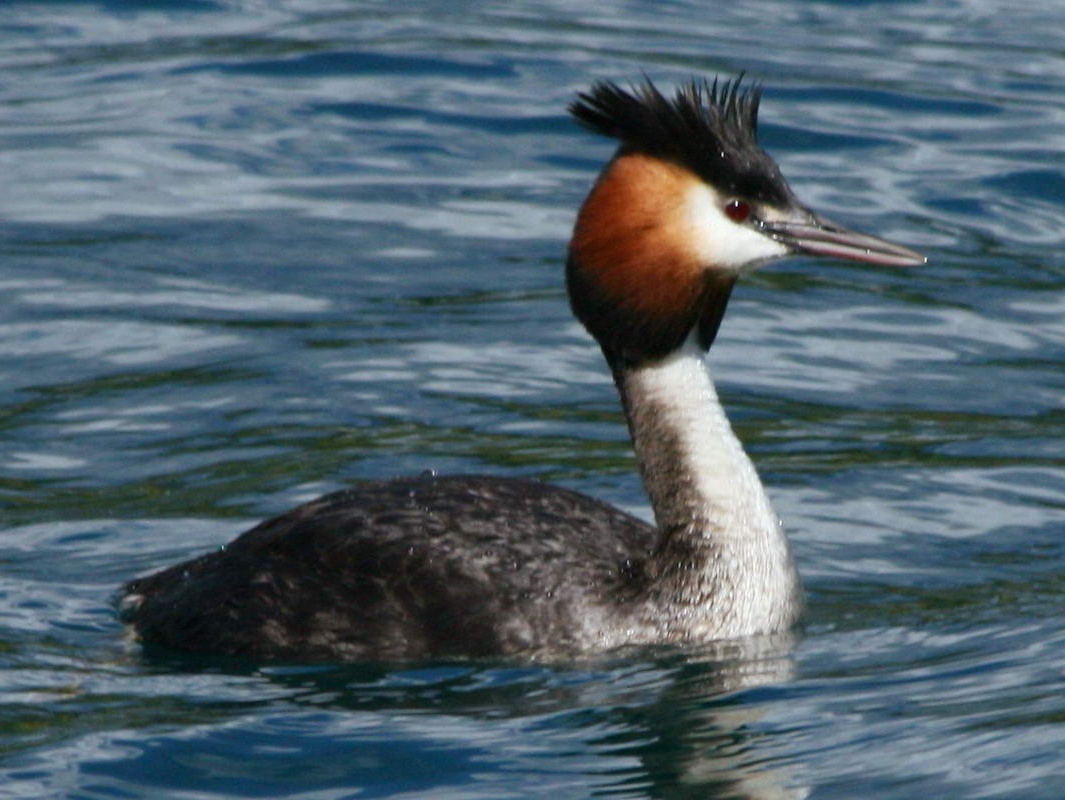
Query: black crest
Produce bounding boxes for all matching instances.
[569,76,792,207]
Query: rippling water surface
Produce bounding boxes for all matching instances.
[2,1,1062,798]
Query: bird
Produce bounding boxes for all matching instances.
[119,76,924,662]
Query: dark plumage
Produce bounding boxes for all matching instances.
[569,77,794,208]
[122,475,656,661]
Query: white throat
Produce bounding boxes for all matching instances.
[617,333,801,639]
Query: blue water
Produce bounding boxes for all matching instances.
[2,1,1063,798]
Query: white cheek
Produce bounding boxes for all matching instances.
[685,185,788,272]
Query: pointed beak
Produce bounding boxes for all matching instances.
[761,213,926,267]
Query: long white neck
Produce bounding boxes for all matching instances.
[615,334,802,640]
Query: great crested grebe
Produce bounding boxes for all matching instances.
[120,76,924,661]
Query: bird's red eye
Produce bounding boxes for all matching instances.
[725,199,751,223]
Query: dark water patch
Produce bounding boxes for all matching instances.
[210,49,516,80]
[313,100,567,138]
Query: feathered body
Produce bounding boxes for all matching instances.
[125,476,660,659]
[120,76,922,661]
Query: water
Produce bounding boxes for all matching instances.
[1,1,1062,797]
